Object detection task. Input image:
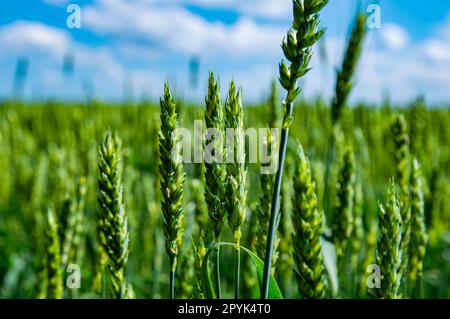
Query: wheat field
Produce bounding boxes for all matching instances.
[0,96,448,298]
[0,0,449,299]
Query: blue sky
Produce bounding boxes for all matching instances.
[1,0,450,104]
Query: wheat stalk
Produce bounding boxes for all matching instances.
[191,179,208,236]
[408,158,428,292]
[62,176,87,266]
[332,147,356,258]
[177,251,194,298]
[92,217,108,296]
[97,131,129,299]
[256,80,280,269]
[391,114,411,273]
[349,181,363,292]
[192,229,211,299]
[255,129,279,263]
[190,179,210,299]
[291,144,327,298]
[331,13,367,124]
[262,0,328,298]
[204,72,227,238]
[203,72,227,298]
[159,83,185,299]
[268,79,279,128]
[44,207,63,299]
[224,81,247,298]
[323,12,366,221]
[376,180,403,299]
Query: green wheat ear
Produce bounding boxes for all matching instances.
[62,176,87,266]
[224,81,248,298]
[45,207,63,299]
[391,114,411,272]
[159,82,185,299]
[376,180,403,299]
[291,144,327,299]
[391,114,410,202]
[192,228,212,299]
[408,159,428,288]
[204,72,227,240]
[280,0,328,108]
[332,12,367,124]
[97,131,129,299]
[332,146,356,258]
[225,81,247,246]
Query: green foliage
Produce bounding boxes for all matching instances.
[201,242,283,299]
[0,100,448,299]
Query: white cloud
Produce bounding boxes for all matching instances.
[380,23,409,50]
[82,0,285,58]
[0,20,136,100]
[0,21,70,56]
[424,14,450,64]
[424,39,450,63]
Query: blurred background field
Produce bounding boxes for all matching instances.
[0,98,448,298]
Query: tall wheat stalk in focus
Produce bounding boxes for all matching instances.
[262,0,328,298]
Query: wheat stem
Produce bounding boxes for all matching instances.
[204,72,227,298]
[262,0,328,299]
[225,81,247,299]
[159,83,185,299]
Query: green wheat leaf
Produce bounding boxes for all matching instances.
[201,242,283,299]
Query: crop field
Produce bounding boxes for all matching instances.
[0,0,449,300]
